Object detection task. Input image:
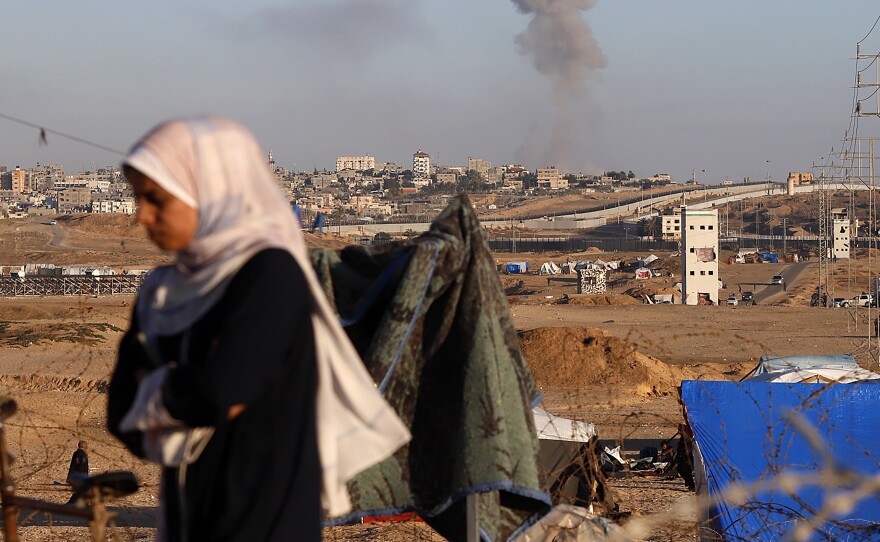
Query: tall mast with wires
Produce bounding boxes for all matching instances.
[850,29,880,362]
[817,162,829,305]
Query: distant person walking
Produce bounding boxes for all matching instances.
[66,440,89,503]
[66,440,89,483]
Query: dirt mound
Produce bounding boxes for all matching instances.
[623,287,681,298]
[61,214,144,238]
[520,327,698,395]
[562,294,641,306]
[647,257,680,274]
[0,374,108,393]
[303,232,355,250]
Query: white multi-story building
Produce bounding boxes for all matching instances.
[680,207,719,305]
[412,151,430,179]
[92,199,135,214]
[336,155,375,172]
[831,207,850,260]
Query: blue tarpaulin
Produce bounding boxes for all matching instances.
[505,261,529,274]
[681,380,880,541]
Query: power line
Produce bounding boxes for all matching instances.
[858,13,880,44]
[0,112,124,156]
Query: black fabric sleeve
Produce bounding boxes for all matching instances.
[162,249,313,426]
[107,310,151,458]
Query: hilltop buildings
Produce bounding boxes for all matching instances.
[0,146,676,222]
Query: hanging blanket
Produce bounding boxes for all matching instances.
[313,195,550,541]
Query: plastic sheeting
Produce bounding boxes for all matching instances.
[745,364,880,384]
[752,354,857,376]
[681,380,880,541]
[512,505,626,542]
[533,407,597,443]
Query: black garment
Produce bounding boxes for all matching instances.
[67,448,89,483]
[676,430,696,491]
[108,249,319,542]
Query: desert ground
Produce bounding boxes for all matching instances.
[0,213,876,540]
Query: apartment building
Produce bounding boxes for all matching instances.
[336,155,375,172]
[92,197,135,214]
[11,167,26,193]
[467,157,492,181]
[536,167,568,190]
[661,207,683,241]
[57,187,92,213]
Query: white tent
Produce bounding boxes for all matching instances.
[533,407,600,507]
[539,262,562,275]
[640,254,659,266]
[533,407,597,442]
[744,364,880,384]
[561,261,578,274]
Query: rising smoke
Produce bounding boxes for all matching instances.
[512,0,606,171]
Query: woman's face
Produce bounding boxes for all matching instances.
[127,169,198,252]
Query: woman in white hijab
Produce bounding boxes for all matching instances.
[108,116,408,542]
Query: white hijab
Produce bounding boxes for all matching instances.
[123,116,410,516]
[125,116,304,337]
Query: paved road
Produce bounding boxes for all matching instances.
[750,261,814,304]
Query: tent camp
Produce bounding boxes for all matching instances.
[681,380,880,541]
[748,354,857,378]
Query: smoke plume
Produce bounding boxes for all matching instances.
[512,0,606,170]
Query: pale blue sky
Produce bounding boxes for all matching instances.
[1,1,879,184]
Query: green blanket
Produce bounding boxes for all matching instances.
[313,195,549,540]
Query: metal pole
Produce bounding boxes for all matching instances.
[466,494,479,542]
[783,217,787,256]
[0,399,19,542]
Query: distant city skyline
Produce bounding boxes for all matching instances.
[1,2,879,185]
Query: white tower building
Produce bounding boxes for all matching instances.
[412,151,430,179]
[831,208,850,260]
[681,207,720,305]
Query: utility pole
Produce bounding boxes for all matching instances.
[782,217,787,256]
[512,218,517,254]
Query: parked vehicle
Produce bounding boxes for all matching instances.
[726,294,738,306]
[850,293,873,307]
[832,298,849,308]
[771,275,784,285]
